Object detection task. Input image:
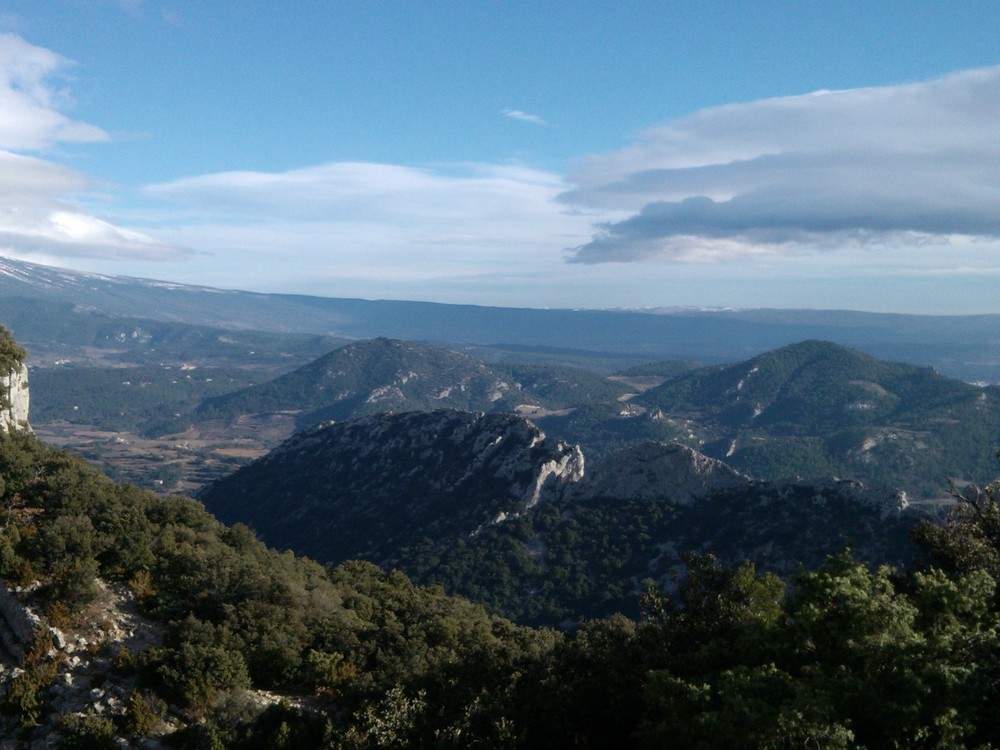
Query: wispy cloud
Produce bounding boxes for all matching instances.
[141,161,596,289]
[0,33,108,150]
[502,109,547,126]
[565,66,1000,263]
[0,34,186,262]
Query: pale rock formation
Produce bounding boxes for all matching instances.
[0,362,29,434]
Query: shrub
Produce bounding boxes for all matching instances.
[124,689,167,736]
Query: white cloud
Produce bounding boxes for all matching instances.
[140,161,603,292]
[0,151,185,261]
[565,66,1000,263]
[0,34,108,150]
[502,109,547,126]
[0,34,186,262]
[146,162,572,223]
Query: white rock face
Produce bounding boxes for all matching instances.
[522,445,585,509]
[0,363,30,434]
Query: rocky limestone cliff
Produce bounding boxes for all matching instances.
[0,362,30,434]
[265,409,584,505]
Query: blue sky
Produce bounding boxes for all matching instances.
[2,1,1000,313]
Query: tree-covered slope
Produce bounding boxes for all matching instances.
[0,428,564,748]
[637,340,973,433]
[199,413,922,627]
[542,340,1000,497]
[196,337,630,429]
[30,365,258,436]
[198,409,584,565]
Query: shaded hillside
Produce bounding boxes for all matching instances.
[196,338,629,429]
[199,413,923,626]
[198,410,584,565]
[404,470,918,626]
[542,341,1000,497]
[0,428,564,748]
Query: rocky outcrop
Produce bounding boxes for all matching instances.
[565,441,745,505]
[780,477,909,520]
[0,578,173,749]
[0,580,44,662]
[0,362,29,434]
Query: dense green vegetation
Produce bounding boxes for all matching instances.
[196,338,632,431]
[542,341,1000,496]
[346,479,918,627]
[0,430,560,745]
[30,365,257,436]
[0,325,26,371]
[2,415,1000,746]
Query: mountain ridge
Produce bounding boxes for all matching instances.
[199,409,585,565]
[534,339,1000,497]
[5,255,1000,379]
[196,337,630,432]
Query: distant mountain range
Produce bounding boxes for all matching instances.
[3,255,1000,379]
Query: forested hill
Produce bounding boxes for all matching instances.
[538,340,1000,497]
[198,409,585,564]
[196,337,628,429]
[635,340,1000,495]
[199,411,921,626]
